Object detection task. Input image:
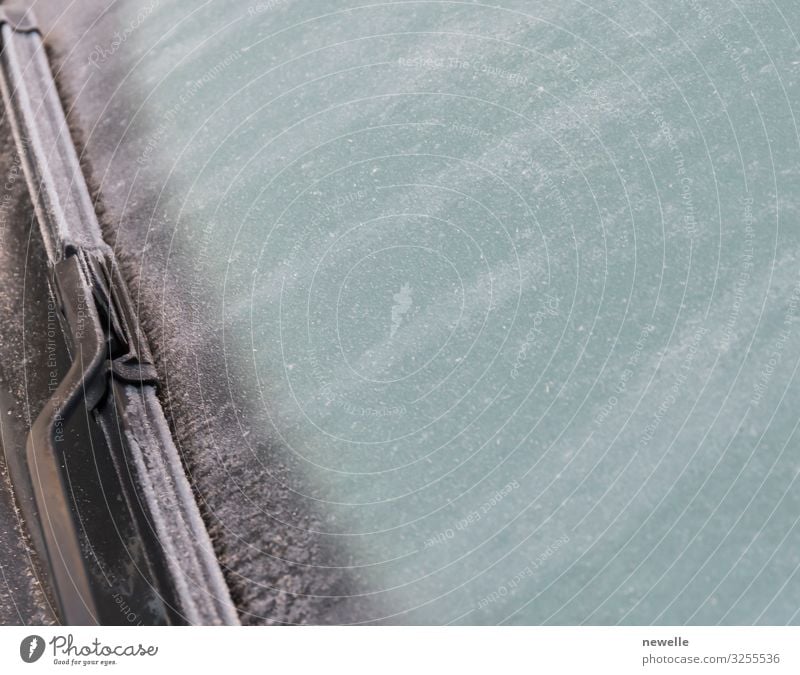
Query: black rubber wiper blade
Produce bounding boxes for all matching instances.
[0,4,238,626]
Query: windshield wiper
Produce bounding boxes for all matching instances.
[0,3,238,625]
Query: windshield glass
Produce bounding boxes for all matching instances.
[38,0,800,624]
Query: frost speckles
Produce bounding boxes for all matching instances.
[390,282,413,339]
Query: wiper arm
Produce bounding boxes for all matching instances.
[0,3,238,625]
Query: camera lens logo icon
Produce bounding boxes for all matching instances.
[20,635,45,663]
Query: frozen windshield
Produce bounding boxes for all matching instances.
[39,0,800,623]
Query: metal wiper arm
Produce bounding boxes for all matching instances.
[0,4,238,625]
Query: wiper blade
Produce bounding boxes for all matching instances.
[0,4,238,625]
